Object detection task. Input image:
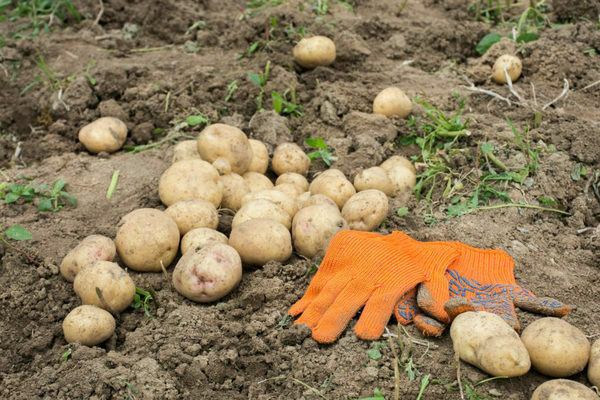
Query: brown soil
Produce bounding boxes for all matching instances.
[1,1,599,399]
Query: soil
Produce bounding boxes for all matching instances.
[1,1,599,399]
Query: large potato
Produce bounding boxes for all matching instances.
[114,208,180,272]
[274,183,304,199]
[197,123,253,175]
[386,165,417,196]
[341,190,389,231]
[218,173,250,211]
[229,218,293,266]
[373,87,412,119]
[247,139,269,174]
[243,171,274,193]
[308,169,347,193]
[172,140,201,163]
[531,379,598,400]
[272,142,311,176]
[292,204,349,258]
[165,199,219,236]
[158,159,222,207]
[63,305,116,346]
[172,243,242,303]
[74,261,136,313]
[78,117,127,154]
[309,175,356,209]
[232,199,291,230]
[353,167,394,196]
[588,339,600,387]
[450,311,530,377]
[492,54,522,84]
[181,228,229,255]
[521,317,590,377]
[276,172,309,192]
[380,155,416,175]
[298,193,338,210]
[60,235,116,282]
[241,189,298,218]
[293,36,336,69]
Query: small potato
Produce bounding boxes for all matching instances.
[450,311,530,377]
[276,172,309,192]
[272,142,311,176]
[212,157,232,175]
[292,204,349,258]
[172,140,201,163]
[531,379,598,400]
[521,317,590,377]
[492,54,522,84]
[341,190,389,231]
[299,193,338,210]
[386,165,417,196]
[241,189,299,218]
[158,159,221,207]
[232,199,291,230]
[247,139,269,174]
[218,173,250,211]
[197,123,253,175]
[165,199,219,236]
[353,167,394,196]
[114,208,180,272]
[60,235,116,282]
[372,87,412,119]
[588,339,600,387]
[63,305,116,346]
[229,218,293,266]
[293,35,336,69]
[380,155,416,175]
[74,261,136,313]
[181,228,229,255]
[78,117,127,154]
[243,171,274,193]
[309,176,356,209]
[274,183,304,199]
[172,243,242,303]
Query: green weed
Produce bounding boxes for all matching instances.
[272,87,303,117]
[359,389,385,400]
[1,178,77,211]
[224,79,239,102]
[61,348,71,361]
[2,224,31,240]
[305,137,337,166]
[131,287,155,318]
[21,55,96,95]
[245,0,290,17]
[248,60,271,110]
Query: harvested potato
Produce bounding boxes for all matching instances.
[172,140,201,163]
[181,228,229,255]
[272,142,311,176]
[531,379,598,400]
[308,169,347,192]
[372,87,412,119]
[60,235,116,282]
[276,172,309,192]
[299,193,338,210]
[243,171,274,193]
[241,189,298,218]
[229,218,293,266]
[165,199,219,236]
[386,165,417,196]
[292,204,349,258]
[218,173,250,211]
[63,305,116,346]
[158,159,221,207]
[197,123,253,174]
[309,175,356,209]
[232,199,291,230]
[492,54,522,84]
[450,311,530,377]
[212,157,232,175]
[247,139,269,174]
[172,243,242,303]
[293,35,336,69]
[296,191,311,208]
[588,339,600,387]
[341,190,389,231]
[274,182,304,199]
[380,155,416,175]
[353,166,394,196]
[78,117,127,154]
[114,208,180,272]
[74,261,136,313]
[521,317,590,377]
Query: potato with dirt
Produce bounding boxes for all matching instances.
[292,204,349,258]
[271,142,311,176]
[274,182,304,199]
[530,379,598,400]
[232,199,291,230]
[247,139,270,174]
[180,228,229,255]
[218,173,250,211]
[197,123,253,175]
[243,171,274,193]
[588,339,600,387]
[172,140,201,163]
[73,261,136,313]
[241,189,299,218]
[372,87,412,118]
[293,35,336,69]
[158,159,222,207]
[60,235,116,282]
[353,166,394,196]
[63,305,116,346]
[165,199,219,236]
[229,218,293,266]
[341,190,389,231]
[492,54,522,84]
[386,165,417,196]
[114,208,180,272]
[172,243,242,303]
[276,172,309,192]
[298,193,338,210]
[380,155,416,175]
[309,175,356,209]
[78,117,128,154]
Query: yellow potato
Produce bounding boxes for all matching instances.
[299,193,338,210]
[588,339,600,387]
[197,123,253,174]
[386,165,417,196]
[63,305,116,346]
[492,54,522,84]
[232,199,291,230]
[272,142,311,176]
[218,173,250,211]
[293,36,336,69]
[309,175,356,209]
[78,117,127,154]
[531,379,598,400]
[292,204,349,258]
[172,140,201,163]
[353,166,394,196]
[241,189,298,218]
[74,261,136,313]
[60,235,116,282]
[165,199,219,236]
[380,155,416,175]
[308,169,347,192]
[181,228,229,255]
[158,159,221,207]
[372,87,412,119]
[229,218,293,266]
[247,139,269,174]
[212,157,232,175]
[274,183,304,199]
[276,172,309,192]
[341,190,389,231]
[243,171,274,193]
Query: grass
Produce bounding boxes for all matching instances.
[272,87,303,117]
[21,55,96,96]
[248,60,271,110]
[1,178,77,211]
[305,137,337,166]
[131,287,155,318]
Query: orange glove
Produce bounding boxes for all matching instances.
[288,230,460,343]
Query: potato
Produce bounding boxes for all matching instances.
[296,191,311,208]
[531,379,598,400]
[158,159,222,207]
[181,228,229,255]
[63,305,116,346]
[197,123,253,175]
[241,189,299,218]
[165,199,219,236]
[372,87,412,119]
[588,339,600,387]
[292,204,349,258]
[276,172,309,192]
[60,235,116,282]
[172,140,201,163]
[74,261,136,313]
[232,199,291,230]
[274,182,304,199]
[114,208,180,272]
[78,117,127,154]
[293,35,336,69]
[380,155,416,175]
[299,193,338,210]
[243,171,274,193]
[353,167,394,196]
[492,54,522,84]
[247,139,269,174]
[309,176,356,209]
[212,157,232,175]
[386,165,417,196]
[272,142,311,176]
[218,173,250,211]
[229,218,293,266]
[450,311,530,377]
[172,243,242,303]
[341,190,389,231]
[308,169,347,192]
[521,317,590,377]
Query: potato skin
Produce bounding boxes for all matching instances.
[229,218,293,266]
[243,171,274,193]
[373,87,412,119]
[309,176,356,209]
[292,204,349,258]
[60,235,116,282]
[531,379,598,400]
[341,190,389,231]
[353,167,394,196]
[114,208,180,272]
[588,339,600,387]
[197,123,253,175]
[492,54,522,84]
[247,139,269,174]
[172,140,201,163]
[181,228,229,255]
[272,142,311,176]
[293,36,336,69]
[78,117,127,154]
[165,199,219,235]
[274,183,304,199]
[158,159,222,207]
[74,261,136,313]
[521,317,590,377]
[63,305,116,346]
[241,189,298,218]
[232,199,291,230]
[218,173,250,211]
[380,155,416,175]
[172,243,242,303]
[276,172,309,192]
[386,165,417,196]
[298,193,338,210]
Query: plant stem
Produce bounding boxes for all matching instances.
[486,152,508,172]
[472,203,569,215]
[436,129,470,138]
[0,236,41,266]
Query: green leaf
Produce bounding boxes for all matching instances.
[53,179,67,192]
[476,33,502,55]
[61,348,72,361]
[516,32,539,44]
[305,137,326,148]
[38,199,53,212]
[4,225,32,240]
[400,135,416,146]
[359,388,386,400]
[272,91,283,114]
[480,142,494,154]
[248,73,262,86]
[367,348,382,360]
[396,207,409,217]
[186,115,209,126]
[61,191,78,206]
[3,192,20,203]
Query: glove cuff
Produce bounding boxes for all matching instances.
[449,243,516,285]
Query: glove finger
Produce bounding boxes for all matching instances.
[514,294,572,317]
[446,296,521,331]
[293,274,352,328]
[354,287,412,340]
[394,288,418,325]
[414,314,446,337]
[444,297,476,321]
[416,276,451,324]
